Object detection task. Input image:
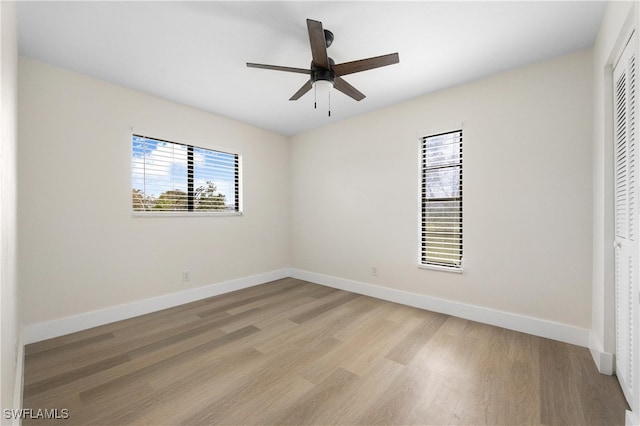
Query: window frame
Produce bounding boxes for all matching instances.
[419,128,463,273]
[131,131,242,217]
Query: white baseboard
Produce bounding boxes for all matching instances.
[290,269,590,348]
[589,331,615,375]
[22,268,290,344]
[21,267,591,350]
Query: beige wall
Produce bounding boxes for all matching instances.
[291,49,593,328]
[1,0,19,419]
[18,58,291,325]
[19,43,595,337]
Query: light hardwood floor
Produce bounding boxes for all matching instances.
[22,278,628,425]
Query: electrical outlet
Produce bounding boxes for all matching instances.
[182,270,191,282]
[371,266,378,277]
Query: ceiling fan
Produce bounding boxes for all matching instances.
[247,19,399,110]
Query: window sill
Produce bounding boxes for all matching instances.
[418,263,463,274]
[133,211,243,218]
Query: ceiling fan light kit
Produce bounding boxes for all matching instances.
[247,18,399,117]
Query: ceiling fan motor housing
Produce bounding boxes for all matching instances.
[311,58,335,85]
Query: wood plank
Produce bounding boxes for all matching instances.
[23,354,131,398]
[289,291,360,324]
[539,338,588,425]
[385,310,448,365]
[78,325,260,403]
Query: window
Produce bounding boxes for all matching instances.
[421,129,463,270]
[132,134,240,214]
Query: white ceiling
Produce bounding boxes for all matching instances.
[17,1,606,136]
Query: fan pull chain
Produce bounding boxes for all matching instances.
[328,90,331,117]
[314,83,317,110]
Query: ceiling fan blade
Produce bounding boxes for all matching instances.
[290,80,313,100]
[333,53,400,77]
[334,77,365,101]
[247,63,311,75]
[307,19,329,69]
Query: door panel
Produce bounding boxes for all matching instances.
[614,31,638,412]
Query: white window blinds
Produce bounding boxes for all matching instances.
[132,134,240,214]
[421,130,463,269]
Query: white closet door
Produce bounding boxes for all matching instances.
[613,31,639,412]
